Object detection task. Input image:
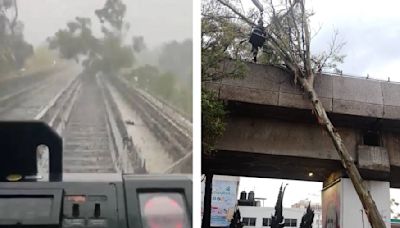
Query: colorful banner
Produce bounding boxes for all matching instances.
[210,180,238,227]
[201,177,239,227]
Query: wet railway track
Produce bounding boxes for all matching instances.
[0,68,191,174]
[62,75,117,173]
[0,68,79,120]
[0,67,57,98]
[106,75,193,173]
[0,71,131,173]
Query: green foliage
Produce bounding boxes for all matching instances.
[125,65,192,116]
[130,64,159,88]
[98,36,134,73]
[125,38,193,116]
[201,90,226,154]
[229,208,243,228]
[153,72,176,100]
[10,32,33,68]
[201,1,249,81]
[0,1,33,75]
[201,0,249,153]
[48,17,97,62]
[25,46,56,70]
[132,36,146,53]
[158,39,192,83]
[47,0,133,75]
[175,86,192,117]
[95,0,127,32]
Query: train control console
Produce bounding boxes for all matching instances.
[0,121,192,228]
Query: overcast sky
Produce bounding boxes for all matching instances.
[238,0,400,82]
[18,0,192,48]
[309,0,400,82]
[237,0,400,211]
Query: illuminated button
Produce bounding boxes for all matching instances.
[87,219,108,227]
[6,174,22,182]
[66,195,86,203]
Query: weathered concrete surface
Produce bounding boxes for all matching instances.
[381,82,400,119]
[357,145,390,172]
[206,115,400,186]
[383,132,400,167]
[203,60,400,187]
[206,61,400,120]
[215,115,400,167]
[216,116,357,161]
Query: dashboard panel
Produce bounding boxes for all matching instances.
[0,173,192,228]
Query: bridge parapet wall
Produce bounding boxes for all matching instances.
[206,61,400,120]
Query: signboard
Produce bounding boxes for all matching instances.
[210,180,238,226]
[201,175,239,227]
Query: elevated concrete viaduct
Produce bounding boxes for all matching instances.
[204,61,400,188]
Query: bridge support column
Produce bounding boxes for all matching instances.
[322,177,390,228]
[202,172,213,228]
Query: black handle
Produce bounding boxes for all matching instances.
[0,121,63,181]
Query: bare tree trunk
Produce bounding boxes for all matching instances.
[297,74,386,228]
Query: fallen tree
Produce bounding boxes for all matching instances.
[213,0,385,227]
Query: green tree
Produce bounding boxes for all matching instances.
[299,204,315,228]
[154,72,176,100]
[158,39,192,82]
[127,64,160,88]
[25,46,56,70]
[126,63,192,117]
[201,0,247,154]
[48,17,97,62]
[201,90,226,153]
[132,36,146,53]
[0,0,33,75]
[47,0,133,75]
[271,185,286,228]
[229,208,243,228]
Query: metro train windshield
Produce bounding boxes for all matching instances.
[0,0,192,176]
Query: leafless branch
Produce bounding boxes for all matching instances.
[216,0,257,27]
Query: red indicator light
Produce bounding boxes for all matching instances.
[144,196,183,214]
[143,195,186,228]
[66,195,86,203]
